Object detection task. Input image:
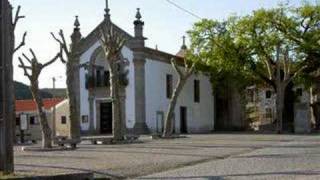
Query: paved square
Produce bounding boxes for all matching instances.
[14,134,320,179]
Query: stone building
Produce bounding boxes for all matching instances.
[54,1,215,136]
[15,98,64,141]
[245,85,312,133]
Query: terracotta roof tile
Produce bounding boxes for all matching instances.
[15,98,65,112]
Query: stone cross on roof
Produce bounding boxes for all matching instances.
[181,36,187,50]
[104,0,110,20]
[136,8,142,20]
[74,16,80,29]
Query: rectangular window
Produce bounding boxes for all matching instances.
[104,71,110,86]
[82,115,89,123]
[96,69,102,87]
[166,74,173,99]
[29,116,37,125]
[16,117,21,126]
[266,90,272,99]
[194,80,200,103]
[61,116,67,124]
[265,108,272,118]
[296,88,303,97]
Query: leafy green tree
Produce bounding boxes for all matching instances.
[188,3,320,133]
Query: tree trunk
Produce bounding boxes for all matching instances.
[30,81,52,148]
[66,62,80,140]
[110,64,123,141]
[310,86,320,130]
[276,84,285,133]
[163,77,186,137]
[0,0,14,174]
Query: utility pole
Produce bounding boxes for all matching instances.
[52,77,56,137]
[0,0,14,174]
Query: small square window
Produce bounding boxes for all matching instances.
[82,115,89,123]
[30,116,38,125]
[61,116,67,124]
[266,90,272,99]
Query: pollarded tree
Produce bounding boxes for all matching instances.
[98,21,128,141]
[51,19,82,141]
[18,48,61,148]
[0,2,26,174]
[163,57,195,138]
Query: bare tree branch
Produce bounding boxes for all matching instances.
[18,57,31,78]
[29,48,38,61]
[51,30,70,63]
[12,6,25,31]
[14,31,27,53]
[42,47,62,68]
[22,53,32,63]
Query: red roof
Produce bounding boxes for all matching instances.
[15,98,65,112]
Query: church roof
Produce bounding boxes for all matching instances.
[176,48,186,58]
[79,20,134,53]
[79,20,186,65]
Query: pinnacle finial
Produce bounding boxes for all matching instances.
[74,16,80,29]
[136,8,142,20]
[105,0,110,20]
[181,35,187,49]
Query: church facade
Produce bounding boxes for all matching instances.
[55,2,214,136]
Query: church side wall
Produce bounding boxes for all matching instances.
[145,59,214,133]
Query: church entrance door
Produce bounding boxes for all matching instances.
[100,102,112,134]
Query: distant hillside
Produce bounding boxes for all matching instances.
[14,81,66,100]
[41,88,67,98]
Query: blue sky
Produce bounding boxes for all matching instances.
[10,0,305,88]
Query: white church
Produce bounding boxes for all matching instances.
[54,1,214,136]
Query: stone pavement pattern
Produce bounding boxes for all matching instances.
[13,134,320,179]
[137,135,320,180]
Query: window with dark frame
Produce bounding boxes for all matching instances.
[166,74,173,99]
[82,115,89,123]
[61,116,67,124]
[96,69,102,87]
[194,80,200,103]
[16,117,21,126]
[30,116,36,125]
[266,90,272,99]
[296,88,303,97]
[104,71,110,86]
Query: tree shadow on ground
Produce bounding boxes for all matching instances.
[234,152,320,159]
[15,164,123,179]
[138,170,320,179]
